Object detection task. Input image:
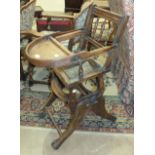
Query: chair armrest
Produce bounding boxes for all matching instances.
[41,11,75,19]
[52,45,116,68]
[20,30,44,38]
[55,29,84,41]
[20,29,70,39]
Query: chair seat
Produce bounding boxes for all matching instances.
[54,59,104,86]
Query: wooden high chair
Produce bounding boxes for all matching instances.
[25,5,128,149]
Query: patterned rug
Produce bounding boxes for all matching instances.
[20,89,134,133]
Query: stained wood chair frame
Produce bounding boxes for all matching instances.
[25,5,129,150]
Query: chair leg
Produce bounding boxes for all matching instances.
[104,53,114,71]
[68,39,73,51]
[39,92,56,111]
[28,63,34,86]
[91,95,116,122]
[87,42,92,51]
[51,104,87,150]
[20,60,26,81]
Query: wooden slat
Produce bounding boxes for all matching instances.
[97,19,107,41]
[49,36,72,56]
[92,18,99,38]
[93,7,121,23]
[55,30,84,42]
[52,46,115,68]
[54,66,103,87]
[87,37,103,47]
[51,78,67,100]
[67,71,103,87]
[51,29,79,37]
[20,30,43,38]
[84,5,94,34]
[54,68,70,87]
[82,46,115,58]
[113,16,129,43]
[108,23,117,41]
[46,107,62,136]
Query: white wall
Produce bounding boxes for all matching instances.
[36,0,65,12]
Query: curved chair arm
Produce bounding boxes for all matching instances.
[20,30,43,60]
[21,29,80,40]
[53,45,116,68]
[20,30,44,38]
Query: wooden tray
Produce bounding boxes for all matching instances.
[25,35,72,67]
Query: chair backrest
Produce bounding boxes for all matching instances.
[20,0,36,31]
[84,5,129,46]
[80,0,94,12]
[74,0,94,29]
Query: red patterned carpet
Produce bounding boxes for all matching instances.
[20,89,134,133]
